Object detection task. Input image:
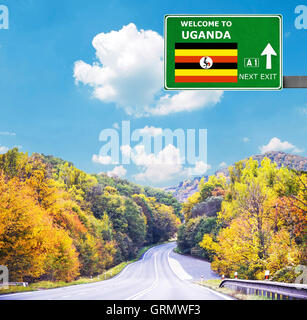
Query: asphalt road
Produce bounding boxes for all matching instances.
[0,242,230,300]
[169,247,220,281]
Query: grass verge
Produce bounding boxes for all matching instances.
[0,241,168,295]
[197,279,271,300]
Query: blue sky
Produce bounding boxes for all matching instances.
[0,0,306,187]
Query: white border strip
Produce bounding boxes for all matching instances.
[164,14,283,90]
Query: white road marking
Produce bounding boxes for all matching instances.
[114,246,156,281]
[0,243,232,300]
[125,253,159,300]
[0,291,35,297]
[167,249,193,280]
[199,285,234,300]
[167,246,233,300]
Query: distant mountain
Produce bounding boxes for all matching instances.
[216,151,307,176]
[164,176,208,203]
[165,151,307,202]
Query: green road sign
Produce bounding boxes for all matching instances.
[164,15,282,90]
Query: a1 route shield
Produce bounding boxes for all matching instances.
[164,15,282,90]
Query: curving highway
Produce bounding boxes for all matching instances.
[0,242,230,300]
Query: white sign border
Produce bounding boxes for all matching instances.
[164,14,283,91]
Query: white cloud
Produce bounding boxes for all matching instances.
[0,132,16,136]
[107,165,127,178]
[293,147,304,153]
[0,146,9,154]
[74,23,163,115]
[139,126,162,136]
[129,144,210,183]
[219,161,227,168]
[133,144,182,166]
[92,154,116,165]
[260,137,303,154]
[133,144,183,182]
[147,90,223,116]
[243,137,250,143]
[298,106,307,117]
[92,142,211,183]
[120,145,132,158]
[74,23,223,117]
[186,161,211,176]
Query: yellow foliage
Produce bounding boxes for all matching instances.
[200,157,306,279]
[199,234,219,252]
[182,191,201,221]
[0,172,80,281]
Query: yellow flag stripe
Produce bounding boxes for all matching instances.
[175,49,238,56]
[175,69,238,76]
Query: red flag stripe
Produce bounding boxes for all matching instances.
[175,56,238,63]
[175,76,238,83]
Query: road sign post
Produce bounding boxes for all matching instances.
[164,15,282,90]
[283,76,307,88]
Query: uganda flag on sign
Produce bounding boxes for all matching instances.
[175,43,238,83]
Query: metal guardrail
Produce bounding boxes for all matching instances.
[219,278,307,300]
[0,282,28,288]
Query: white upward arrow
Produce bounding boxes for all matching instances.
[261,43,277,70]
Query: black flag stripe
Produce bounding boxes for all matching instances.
[175,63,238,69]
[175,42,238,49]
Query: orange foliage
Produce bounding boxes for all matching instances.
[0,172,80,281]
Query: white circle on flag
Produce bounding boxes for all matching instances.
[200,56,213,69]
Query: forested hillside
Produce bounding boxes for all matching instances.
[0,149,181,282]
[177,157,306,282]
[166,151,307,202]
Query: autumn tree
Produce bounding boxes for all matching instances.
[199,174,227,202]
[132,194,180,244]
[200,158,304,280]
[0,172,80,282]
[181,191,201,221]
[0,149,182,282]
